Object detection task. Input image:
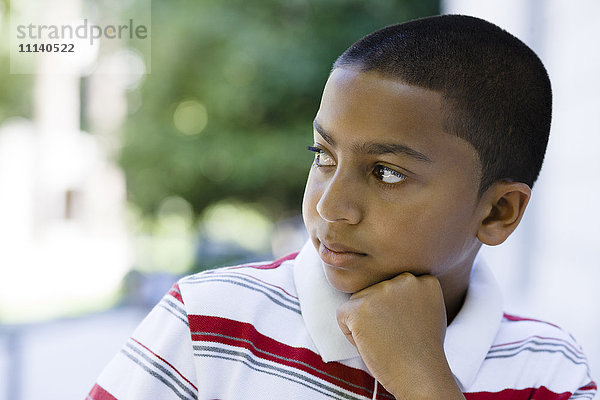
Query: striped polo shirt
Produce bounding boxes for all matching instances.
[88,242,596,399]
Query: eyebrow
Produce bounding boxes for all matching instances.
[313,120,433,163]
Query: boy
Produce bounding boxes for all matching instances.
[88,15,596,399]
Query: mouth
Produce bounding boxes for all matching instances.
[318,240,367,268]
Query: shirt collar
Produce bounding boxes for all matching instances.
[293,241,503,390]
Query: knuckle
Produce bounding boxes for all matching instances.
[400,271,416,280]
[421,274,441,287]
[392,272,416,285]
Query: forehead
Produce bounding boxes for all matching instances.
[318,68,444,141]
[315,68,480,178]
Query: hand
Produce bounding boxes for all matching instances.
[336,273,465,399]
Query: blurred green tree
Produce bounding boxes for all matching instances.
[120,0,439,220]
[0,0,33,122]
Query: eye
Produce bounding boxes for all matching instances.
[307,146,335,167]
[373,165,407,184]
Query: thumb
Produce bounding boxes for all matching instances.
[336,302,358,348]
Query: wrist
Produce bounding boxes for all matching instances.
[387,351,465,400]
[389,376,465,400]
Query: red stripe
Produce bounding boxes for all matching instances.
[87,384,118,400]
[503,313,560,329]
[228,252,299,270]
[578,381,597,391]
[465,386,571,400]
[189,315,390,398]
[168,283,184,304]
[130,337,198,391]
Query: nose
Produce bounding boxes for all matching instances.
[316,170,363,224]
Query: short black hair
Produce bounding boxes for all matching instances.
[333,14,552,194]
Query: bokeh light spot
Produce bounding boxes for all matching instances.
[202,201,273,252]
[173,99,208,136]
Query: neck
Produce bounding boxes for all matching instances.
[439,254,477,325]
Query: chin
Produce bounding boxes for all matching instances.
[323,267,368,294]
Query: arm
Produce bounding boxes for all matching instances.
[336,273,465,400]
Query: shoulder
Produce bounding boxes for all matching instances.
[176,252,301,315]
[492,312,587,366]
[473,312,596,398]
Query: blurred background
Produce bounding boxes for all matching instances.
[0,0,598,398]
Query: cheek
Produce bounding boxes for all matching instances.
[415,199,478,270]
[380,204,434,253]
[372,197,475,270]
[302,171,320,228]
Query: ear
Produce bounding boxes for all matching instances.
[476,181,531,246]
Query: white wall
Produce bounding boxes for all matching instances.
[444,0,600,386]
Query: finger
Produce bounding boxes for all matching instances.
[336,303,358,348]
[348,272,418,301]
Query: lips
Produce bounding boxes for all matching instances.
[319,240,367,268]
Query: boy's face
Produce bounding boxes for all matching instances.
[303,68,485,294]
